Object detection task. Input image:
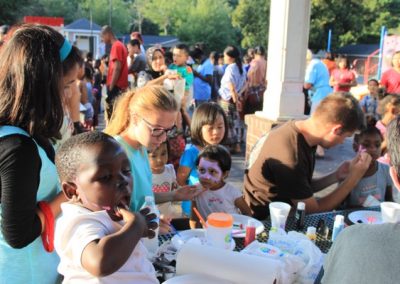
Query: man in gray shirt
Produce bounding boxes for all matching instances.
[127,39,146,86]
[322,116,400,283]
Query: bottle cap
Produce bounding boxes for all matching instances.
[334,215,344,224]
[297,202,305,210]
[247,220,257,227]
[306,226,316,235]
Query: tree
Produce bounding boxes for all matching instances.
[142,0,191,35]
[78,0,131,34]
[177,0,238,52]
[232,0,269,48]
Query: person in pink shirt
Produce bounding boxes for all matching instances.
[330,56,357,92]
[376,94,400,164]
[380,51,400,95]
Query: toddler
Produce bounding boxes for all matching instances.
[346,127,394,208]
[190,145,252,228]
[148,140,180,218]
[359,79,381,120]
[54,131,158,283]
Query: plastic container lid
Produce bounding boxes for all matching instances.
[207,213,233,228]
[297,202,305,210]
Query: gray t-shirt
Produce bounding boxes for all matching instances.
[322,223,400,284]
[346,162,393,207]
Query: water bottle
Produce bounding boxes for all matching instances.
[141,196,160,257]
[332,215,344,241]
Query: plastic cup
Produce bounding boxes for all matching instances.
[381,202,400,223]
[269,202,291,230]
[206,213,233,250]
[173,78,186,106]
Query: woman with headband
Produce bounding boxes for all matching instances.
[0,24,82,283]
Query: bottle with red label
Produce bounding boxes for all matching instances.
[244,220,257,247]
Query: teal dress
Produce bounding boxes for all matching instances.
[0,126,60,284]
[114,136,154,212]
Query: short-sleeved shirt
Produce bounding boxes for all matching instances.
[128,54,147,74]
[322,223,400,284]
[331,68,356,92]
[244,121,315,220]
[179,144,200,186]
[380,68,400,94]
[218,63,247,101]
[304,59,332,105]
[55,203,158,284]
[375,120,387,139]
[152,164,177,216]
[346,162,393,207]
[193,59,213,100]
[107,40,129,90]
[195,183,243,219]
[169,64,194,90]
[114,136,153,212]
[359,94,378,118]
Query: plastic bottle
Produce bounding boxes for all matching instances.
[306,226,317,242]
[141,196,160,257]
[295,202,306,230]
[332,215,344,241]
[244,220,257,247]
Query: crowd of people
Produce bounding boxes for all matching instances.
[0,22,400,284]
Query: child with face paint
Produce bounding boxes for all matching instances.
[177,102,229,217]
[190,145,252,228]
[54,132,159,283]
[345,126,395,208]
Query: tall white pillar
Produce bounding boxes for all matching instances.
[257,0,311,121]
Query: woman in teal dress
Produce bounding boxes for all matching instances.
[0,24,81,283]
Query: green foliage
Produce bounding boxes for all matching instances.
[141,0,191,35]
[177,0,237,52]
[232,0,269,48]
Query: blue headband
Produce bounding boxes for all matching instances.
[59,39,72,62]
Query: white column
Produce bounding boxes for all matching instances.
[257,0,311,121]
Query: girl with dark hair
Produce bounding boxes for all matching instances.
[0,24,81,283]
[330,56,357,92]
[218,45,247,154]
[177,102,228,216]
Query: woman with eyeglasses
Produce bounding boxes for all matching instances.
[104,85,202,232]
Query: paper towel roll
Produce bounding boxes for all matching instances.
[176,243,282,284]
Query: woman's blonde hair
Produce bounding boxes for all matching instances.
[104,85,178,135]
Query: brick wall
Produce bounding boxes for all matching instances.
[244,114,283,161]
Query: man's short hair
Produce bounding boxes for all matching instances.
[313,92,365,133]
[101,25,114,36]
[387,116,400,176]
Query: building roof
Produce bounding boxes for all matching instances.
[121,34,180,48]
[335,44,379,57]
[64,18,102,32]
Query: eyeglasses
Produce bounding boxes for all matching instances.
[140,116,177,137]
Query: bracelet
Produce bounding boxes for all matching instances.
[38,201,55,252]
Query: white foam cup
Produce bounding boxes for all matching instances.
[269,202,291,230]
[381,202,400,223]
